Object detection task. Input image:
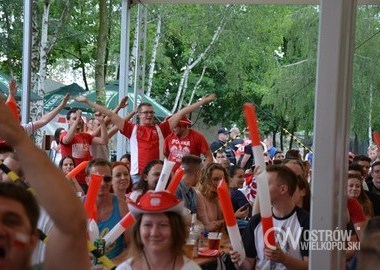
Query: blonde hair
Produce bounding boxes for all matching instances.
[368,144,378,151]
[197,163,229,200]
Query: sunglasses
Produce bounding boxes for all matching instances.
[103,175,113,182]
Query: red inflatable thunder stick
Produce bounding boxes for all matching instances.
[103,212,136,247]
[84,174,102,219]
[66,161,89,179]
[217,179,246,265]
[243,103,276,248]
[373,131,380,148]
[166,167,185,194]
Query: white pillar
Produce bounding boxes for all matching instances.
[21,0,32,124]
[117,0,131,159]
[310,0,357,269]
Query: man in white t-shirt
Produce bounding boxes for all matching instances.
[230,165,309,270]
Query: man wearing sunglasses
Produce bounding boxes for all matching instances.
[84,158,129,259]
[76,93,216,186]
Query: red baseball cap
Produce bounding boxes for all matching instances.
[165,115,192,127]
[178,116,192,127]
[128,191,184,218]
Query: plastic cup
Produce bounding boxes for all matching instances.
[208,232,222,250]
[184,239,196,259]
[183,207,192,227]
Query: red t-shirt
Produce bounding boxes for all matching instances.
[60,132,94,184]
[347,198,366,224]
[120,121,171,175]
[164,129,210,172]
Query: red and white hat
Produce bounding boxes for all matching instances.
[165,115,192,127]
[128,191,184,219]
[177,116,192,127]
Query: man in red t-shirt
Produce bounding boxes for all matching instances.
[60,109,108,191]
[164,115,213,172]
[75,94,216,186]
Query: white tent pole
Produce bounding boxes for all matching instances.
[310,0,357,269]
[117,0,131,159]
[21,0,32,124]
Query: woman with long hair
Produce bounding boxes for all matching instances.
[196,162,229,232]
[116,191,200,270]
[58,155,84,195]
[135,160,164,194]
[348,173,374,219]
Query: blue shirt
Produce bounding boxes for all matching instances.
[83,195,125,259]
[175,180,197,213]
[267,146,277,158]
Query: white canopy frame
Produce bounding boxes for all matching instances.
[20,1,380,269]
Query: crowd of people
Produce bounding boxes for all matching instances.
[1,79,380,270]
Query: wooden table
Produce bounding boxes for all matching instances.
[93,234,232,269]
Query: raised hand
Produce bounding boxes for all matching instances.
[61,93,71,106]
[75,96,88,103]
[8,78,17,97]
[202,93,216,104]
[0,95,25,146]
[118,96,128,109]
[75,109,82,120]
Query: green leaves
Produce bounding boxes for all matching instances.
[2,3,380,148]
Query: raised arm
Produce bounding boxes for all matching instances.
[5,78,19,121]
[107,109,137,139]
[0,96,91,270]
[32,93,71,130]
[91,113,108,145]
[92,96,129,137]
[168,93,216,129]
[75,96,125,130]
[62,109,82,144]
[108,95,128,125]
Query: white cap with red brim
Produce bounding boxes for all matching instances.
[128,191,185,219]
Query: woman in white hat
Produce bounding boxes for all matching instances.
[116,191,201,270]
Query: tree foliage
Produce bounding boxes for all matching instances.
[1,3,380,149]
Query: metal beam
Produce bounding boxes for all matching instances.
[134,0,379,5]
[117,0,132,159]
[310,0,357,269]
[21,0,32,124]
